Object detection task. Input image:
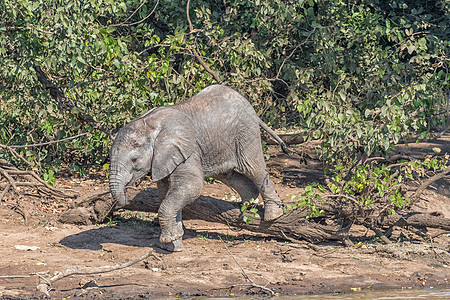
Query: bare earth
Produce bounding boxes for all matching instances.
[0,137,449,299]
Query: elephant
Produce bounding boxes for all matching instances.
[109,85,287,252]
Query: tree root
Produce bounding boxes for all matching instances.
[0,158,78,202]
[4,202,29,223]
[0,149,78,221]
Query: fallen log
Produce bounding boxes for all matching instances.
[379,212,450,231]
[58,187,450,244]
[129,188,349,242]
[263,133,305,145]
[59,187,349,243]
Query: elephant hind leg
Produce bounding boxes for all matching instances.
[248,170,284,221]
[238,154,284,221]
[215,170,259,202]
[235,134,284,221]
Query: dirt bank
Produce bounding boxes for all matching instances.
[0,137,449,299]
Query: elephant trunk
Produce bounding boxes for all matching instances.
[109,161,132,207]
[110,179,127,207]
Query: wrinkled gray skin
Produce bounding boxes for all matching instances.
[110,85,287,252]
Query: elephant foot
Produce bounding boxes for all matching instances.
[264,201,284,221]
[158,238,184,252]
[159,225,184,244]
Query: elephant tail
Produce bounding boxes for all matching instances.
[258,119,289,154]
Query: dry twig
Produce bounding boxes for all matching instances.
[218,236,274,295]
[7,132,90,148]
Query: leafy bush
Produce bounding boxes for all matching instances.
[1,0,448,170]
[290,153,449,220]
[240,198,261,225]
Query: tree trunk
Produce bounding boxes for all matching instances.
[58,187,450,244]
[59,187,349,243]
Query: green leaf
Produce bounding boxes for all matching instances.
[407,44,416,54]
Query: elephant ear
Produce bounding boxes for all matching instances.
[151,109,197,182]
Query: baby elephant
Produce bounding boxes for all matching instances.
[109,85,287,251]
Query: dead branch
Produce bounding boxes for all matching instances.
[7,132,90,149]
[36,250,155,296]
[60,187,349,243]
[379,212,450,231]
[59,183,450,248]
[0,144,33,168]
[263,133,305,146]
[0,158,78,204]
[0,275,34,278]
[119,0,159,27]
[105,1,146,28]
[275,29,315,81]
[218,236,252,283]
[413,165,450,200]
[227,283,274,295]
[70,186,111,208]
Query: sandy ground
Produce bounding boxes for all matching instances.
[0,136,449,299]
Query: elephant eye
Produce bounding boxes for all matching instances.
[131,157,138,163]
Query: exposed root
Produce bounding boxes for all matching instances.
[0,156,78,209]
[370,224,392,244]
[4,202,29,223]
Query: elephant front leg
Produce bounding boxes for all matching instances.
[158,204,185,244]
[157,160,203,251]
[158,210,184,252]
[158,237,184,252]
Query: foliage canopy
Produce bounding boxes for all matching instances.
[1,0,449,171]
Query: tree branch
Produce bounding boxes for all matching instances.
[6,132,90,149]
[413,165,450,200]
[186,0,222,83]
[33,65,117,136]
[36,250,156,296]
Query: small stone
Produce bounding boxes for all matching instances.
[151,268,159,272]
[15,245,40,251]
[45,226,59,231]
